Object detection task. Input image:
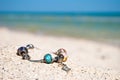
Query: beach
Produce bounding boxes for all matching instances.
[0,27,120,80]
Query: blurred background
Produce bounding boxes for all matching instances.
[0,0,120,46]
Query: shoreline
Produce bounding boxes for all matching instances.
[3,26,120,48]
[0,27,120,80]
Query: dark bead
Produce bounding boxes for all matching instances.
[17,47,28,56]
[54,57,59,62]
[57,54,64,63]
[58,54,64,59]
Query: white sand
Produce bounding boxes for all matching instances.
[0,27,120,80]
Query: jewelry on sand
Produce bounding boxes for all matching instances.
[16,44,34,60]
[16,44,71,72]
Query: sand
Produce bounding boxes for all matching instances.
[0,27,120,80]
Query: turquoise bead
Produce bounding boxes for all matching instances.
[44,54,52,64]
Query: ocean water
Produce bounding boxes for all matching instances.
[0,12,120,45]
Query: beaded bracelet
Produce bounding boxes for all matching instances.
[16,44,71,72]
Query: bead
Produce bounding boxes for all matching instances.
[17,47,28,56]
[54,53,64,63]
[57,54,64,63]
[26,44,34,49]
[57,48,68,62]
[58,54,64,59]
[44,54,52,64]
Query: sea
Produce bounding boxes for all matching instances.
[0,12,120,46]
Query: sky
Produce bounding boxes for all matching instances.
[0,0,120,12]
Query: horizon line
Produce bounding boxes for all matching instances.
[0,11,120,16]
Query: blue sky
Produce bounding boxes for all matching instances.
[0,0,120,12]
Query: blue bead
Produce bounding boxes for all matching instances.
[44,54,52,64]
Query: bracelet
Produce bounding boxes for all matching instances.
[16,44,71,72]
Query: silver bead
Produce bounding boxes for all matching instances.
[26,44,34,49]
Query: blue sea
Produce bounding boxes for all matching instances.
[0,12,120,45]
